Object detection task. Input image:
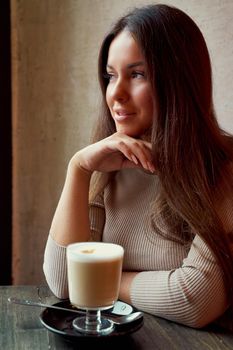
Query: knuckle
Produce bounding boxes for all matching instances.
[132,141,140,149]
[118,140,126,148]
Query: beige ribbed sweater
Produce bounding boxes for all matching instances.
[43,168,232,328]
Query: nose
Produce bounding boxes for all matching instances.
[108,78,129,103]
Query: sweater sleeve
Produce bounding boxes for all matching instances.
[43,193,105,299]
[89,192,105,241]
[130,234,228,328]
[43,235,68,299]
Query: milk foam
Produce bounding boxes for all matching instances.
[67,242,124,262]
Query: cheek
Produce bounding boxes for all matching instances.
[105,87,111,109]
[137,87,154,114]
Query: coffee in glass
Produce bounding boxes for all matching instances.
[67,241,124,335]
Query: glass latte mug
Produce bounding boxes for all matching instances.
[66,242,124,335]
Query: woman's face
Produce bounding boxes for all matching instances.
[106,30,155,137]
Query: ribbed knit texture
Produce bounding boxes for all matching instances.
[43,168,232,328]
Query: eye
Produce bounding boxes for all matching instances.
[131,71,145,79]
[103,72,116,81]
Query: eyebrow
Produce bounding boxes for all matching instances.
[106,61,145,70]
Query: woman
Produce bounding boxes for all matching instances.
[43,4,233,328]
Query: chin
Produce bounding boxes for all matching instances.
[116,126,139,136]
[116,127,150,139]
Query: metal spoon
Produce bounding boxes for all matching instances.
[8,297,143,325]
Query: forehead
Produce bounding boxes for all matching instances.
[107,30,144,64]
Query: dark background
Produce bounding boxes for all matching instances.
[0,0,12,284]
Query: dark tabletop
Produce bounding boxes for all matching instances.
[1,285,233,350]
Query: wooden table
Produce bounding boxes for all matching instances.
[1,285,233,349]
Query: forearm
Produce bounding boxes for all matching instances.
[119,271,138,304]
[129,236,228,328]
[50,157,92,246]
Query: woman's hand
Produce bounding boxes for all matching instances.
[72,132,156,173]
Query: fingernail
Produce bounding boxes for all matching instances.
[131,155,138,164]
[147,162,156,173]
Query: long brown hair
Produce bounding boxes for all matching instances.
[91,4,233,302]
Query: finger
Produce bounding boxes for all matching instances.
[118,139,154,172]
[109,134,155,172]
[141,140,153,150]
[139,142,156,172]
[116,141,140,164]
[121,158,142,169]
[128,142,154,172]
[131,154,138,165]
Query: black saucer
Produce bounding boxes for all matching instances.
[39,299,143,341]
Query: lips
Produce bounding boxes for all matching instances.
[113,109,136,122]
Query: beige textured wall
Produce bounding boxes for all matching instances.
[11,0,233,284]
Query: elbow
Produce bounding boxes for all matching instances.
[47,284,69,300]
[44,279,69,300]
[182,315,213,329]
[174,301,227,329]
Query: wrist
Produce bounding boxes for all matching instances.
[68,156,93,178]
